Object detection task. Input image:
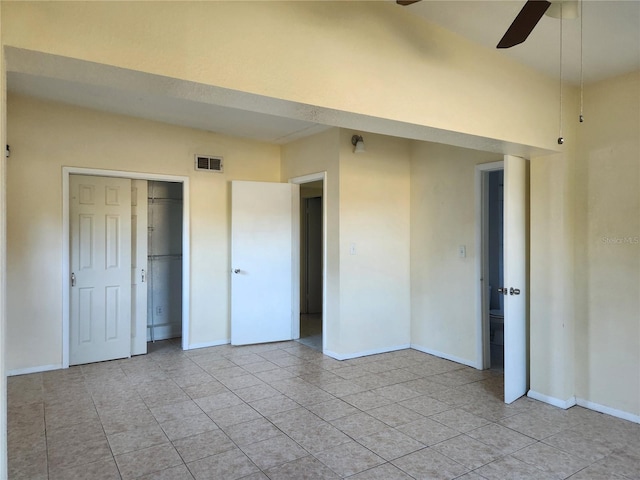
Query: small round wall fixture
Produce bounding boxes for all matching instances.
[351,135,366,154]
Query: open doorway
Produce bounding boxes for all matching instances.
[479,163,505,373]
[298,180,323,350]
[477,156,529,403]
[486,170,504,371]
[147,181,183,345]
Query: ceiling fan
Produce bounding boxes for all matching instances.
[397,0,557,49]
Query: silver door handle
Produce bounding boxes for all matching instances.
[233,269,241,274]
[141,269,146,283]
[71,272,76,287]
[510,287,521,295]
[497,287,507,295]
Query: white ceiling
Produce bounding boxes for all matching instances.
[405,0,640,85]
[7,1,640,148]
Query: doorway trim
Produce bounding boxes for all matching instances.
[289,172,327,352]
[475,161,504,369]
[62,167,190,368]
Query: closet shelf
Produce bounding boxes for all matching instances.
[148,254,183,260]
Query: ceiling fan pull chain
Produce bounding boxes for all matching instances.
[558,1,564,145]
[579,0,584,123]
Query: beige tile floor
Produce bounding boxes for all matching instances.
[298,314,323,351]
[7,339,640,479]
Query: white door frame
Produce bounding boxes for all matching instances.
[62,167,190,368]
[289,172,327,352]
[475,161,504,369]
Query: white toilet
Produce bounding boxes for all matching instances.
[490,309,504,345]
[488,286,504,346]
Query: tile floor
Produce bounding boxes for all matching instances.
[7,339,640,479]
[298,314,323,351]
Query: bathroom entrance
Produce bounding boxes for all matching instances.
[477,156,529,404]
[486,169,504,371]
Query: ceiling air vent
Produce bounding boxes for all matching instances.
[195,155,223,173]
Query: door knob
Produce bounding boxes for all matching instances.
[233,269,241,274]
[510,287,521,295]
[497,287,507,295]
[71,272,76,287]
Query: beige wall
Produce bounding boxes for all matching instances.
[337,130,411,356]
[6,94,281,371]
[574,72,640,417]
[2,1,560,152]
[529,149,577,406]
[1,3,9,474]
[528,83,580,407]
[281,128,341,353]
[410,142,501,365]
[530,71,640,418]
[282,129,411,358]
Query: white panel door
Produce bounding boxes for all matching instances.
[131,180,148,356]
[70,175,132,365]
[231,181,299,345]
[503,155,529,403]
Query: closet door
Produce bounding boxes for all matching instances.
[131,180,148,355]
[70,175,132,365]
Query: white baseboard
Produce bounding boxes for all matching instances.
[147,324,182,342]
[576,397,640,424]
[410,344,480,369]
[7,364,62,377]
[186,339,230,351]
[527,390,577,409]
[324,343,411,361]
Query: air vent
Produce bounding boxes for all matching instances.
[195,155,223,173]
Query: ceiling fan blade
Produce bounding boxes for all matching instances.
[397,1,421,6]
[497,0,551,49]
